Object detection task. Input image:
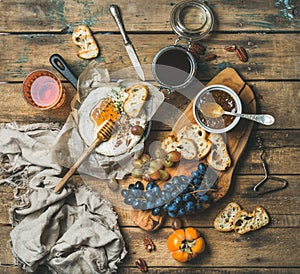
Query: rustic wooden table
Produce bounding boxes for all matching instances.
[0,0,299,273]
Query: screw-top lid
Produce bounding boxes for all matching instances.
[170,0,214,41]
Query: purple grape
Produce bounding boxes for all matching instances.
[199,194,210,203]
[128,183,135,189]
[164,182,173,192]
[198,163,207,175]
[185,201,195,213]
[183,193,193,202]
[121,189,129,197]
[134,181,144,190]
[132,199,141,209]
[124,195,134,205]
[152,207,161,216]
[145,190,154,202]
[168,211,177,218]
[177,207,186,216]
[146,181,157,190]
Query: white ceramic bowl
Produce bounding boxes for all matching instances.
[193,84,242,133]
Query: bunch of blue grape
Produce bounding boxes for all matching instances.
[121,163,215,218]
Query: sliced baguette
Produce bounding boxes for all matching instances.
[178,138,198,160]
[207,133,231,171]
[72,25,99,59]
[213,202,241,232]
[161,135,178,153]
[177,125,212,159]
[233,206,269,235]
[123,84,149,118]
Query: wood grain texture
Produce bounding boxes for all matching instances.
[1,225,300,267]
[1,266,300,274]
[1,175,299,227]
[1,33,300,82]
[0,81,299,129]
[0,0,299,272]
[0,0,299,32]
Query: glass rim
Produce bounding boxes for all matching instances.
[22,69,64,110]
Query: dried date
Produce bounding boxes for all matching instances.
[135,258,148,272]
[235,46,249,62]
[143,236,155,252]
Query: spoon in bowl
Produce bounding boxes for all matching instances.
[200,102,275,125]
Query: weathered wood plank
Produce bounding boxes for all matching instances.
[81,175,300,227]
[0,112,298,174]
[1,266,300,274]
[82,227,300,267]
[0,267,25,274]
[1,225,299,267]
[0,0,299,32]
[1,33,300,81]
[1,176,299,227]
[0,81,299,130]
[0,83,76,124]
[118,267,300,274]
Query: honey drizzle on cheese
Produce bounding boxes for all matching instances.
[91,97,120,126]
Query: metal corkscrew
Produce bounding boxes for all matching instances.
[253,137,288,195]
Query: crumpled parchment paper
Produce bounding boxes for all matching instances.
[52,61,164,180]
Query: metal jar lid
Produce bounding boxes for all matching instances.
[170,0,214,41]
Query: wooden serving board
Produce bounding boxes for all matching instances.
[131,67,256,230]
[170,67,256,201]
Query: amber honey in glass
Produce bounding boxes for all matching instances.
[23,70,65,110]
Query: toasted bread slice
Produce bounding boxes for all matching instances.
[72,25,99,59]
[207,133,231,171]
[123,84,149,118]
[161,135,178,153]
[178,138,198,160]
[234,206,269,234]
[214,202,241,232]
[177,125,212,159]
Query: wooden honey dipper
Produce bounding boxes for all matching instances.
[54,119,115,193]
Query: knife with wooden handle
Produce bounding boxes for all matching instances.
[110,4,145,81]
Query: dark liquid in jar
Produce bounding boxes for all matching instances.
[154,49,192,87]
[197,90,237,129]
[30,76,60,107]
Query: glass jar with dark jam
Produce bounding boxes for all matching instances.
[152,1,214,91]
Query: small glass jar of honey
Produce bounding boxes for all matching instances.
[23,69,66,110]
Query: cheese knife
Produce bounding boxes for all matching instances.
[110,5,145,81]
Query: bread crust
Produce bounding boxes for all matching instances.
[207,133,231,171]
[178,138,198,160]
[213,202,241,232]
[123,84,149,118]
[178,125,212,159]
[161,135,178,153]
[72,25,99,59]
[234,206,269,234]
[214,202,270,234]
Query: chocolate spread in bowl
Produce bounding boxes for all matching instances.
[197,89,237,129]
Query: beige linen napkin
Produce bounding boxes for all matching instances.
[0,122,62,188]
[10,186,127,273]
[0,122,127,273]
